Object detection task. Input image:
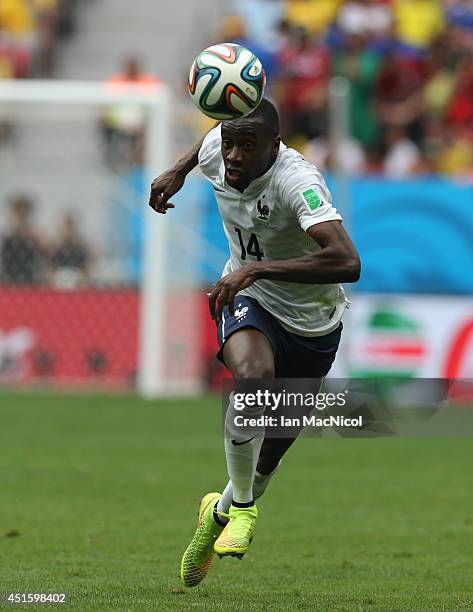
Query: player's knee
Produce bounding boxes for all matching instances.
[233,358,274,380]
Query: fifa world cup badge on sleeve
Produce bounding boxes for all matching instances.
[301,188,322,211]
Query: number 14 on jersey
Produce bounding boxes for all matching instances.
[234,227,264,261]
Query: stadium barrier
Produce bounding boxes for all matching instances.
[0,290,471,389]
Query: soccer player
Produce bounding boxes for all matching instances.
[149,99,360,587]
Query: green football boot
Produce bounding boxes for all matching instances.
[214,504,258,559]
[180,492,223,587]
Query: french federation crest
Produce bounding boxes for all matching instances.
[256,194,270,223]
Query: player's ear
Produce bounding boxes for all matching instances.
[272,136,281,155]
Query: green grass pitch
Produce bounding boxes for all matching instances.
[1,391,472,611]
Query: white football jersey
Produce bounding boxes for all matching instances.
[198,125,348,337]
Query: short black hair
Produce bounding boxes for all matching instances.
[235,98,280,138]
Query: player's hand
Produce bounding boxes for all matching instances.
[149,168,186,214]
[208,266,258,322]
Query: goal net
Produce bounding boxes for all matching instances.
[0,80,217,397]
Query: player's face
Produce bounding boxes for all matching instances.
[221,120,280,191]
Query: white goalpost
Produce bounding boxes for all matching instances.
[0,79,185,398]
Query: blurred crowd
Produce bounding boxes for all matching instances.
[214,0,473,178]
[0,0,82,79]
[0,194,92,288]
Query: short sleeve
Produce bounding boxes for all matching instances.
[281,164,342,232]
[198,124,222,180]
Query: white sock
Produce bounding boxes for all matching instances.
[223,437,263,504]
[217,481,233,518]
[217,461,282,517]
[222,393,264,504]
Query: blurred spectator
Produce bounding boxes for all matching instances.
[56,0,79,37]
[337,0,393,40]
[285,0,342,36]
[233,0,285,52]
[51,213,92,289]
[105,55,161,92]
[276,26,330,141]
[0,46,14,141]
[101,56,161,170]
[446,58,473,136]
[445,0,473,27]
[306,132,367,174]
[423,36,458,120]
[276,17,293,52]
[444,0,473,54]
[333,32,382,150]
[0,0,72,78]
[377,52,427,143]
[0,51,13,77]
[0,0,37,77]
[393,0,444,51]
[382,125,422,178]
[435,125,473,177]
[217,15,278,80]
[421,115,445,172]
[33,0,59,76]
[1,195,46,284]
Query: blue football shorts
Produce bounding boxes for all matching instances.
[216,295,342,378]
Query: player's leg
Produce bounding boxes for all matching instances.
[214,328,275,558]
[181,302,275,582]
[218,323,343,510]
[181,329,274,583]
[221,328,275,503]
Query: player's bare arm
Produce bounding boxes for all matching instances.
[149,125,218,214]
[254,221,361,284]
[209,220,360,321]
[148,141,200,214]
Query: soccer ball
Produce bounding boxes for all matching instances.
[188,43,266,120]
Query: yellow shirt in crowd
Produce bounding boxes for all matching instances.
[286,0,342,36]
[393,0,444,48]
[0,0,35,36]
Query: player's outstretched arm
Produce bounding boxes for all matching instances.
[149,125,218,214]
[253,220,361,284]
